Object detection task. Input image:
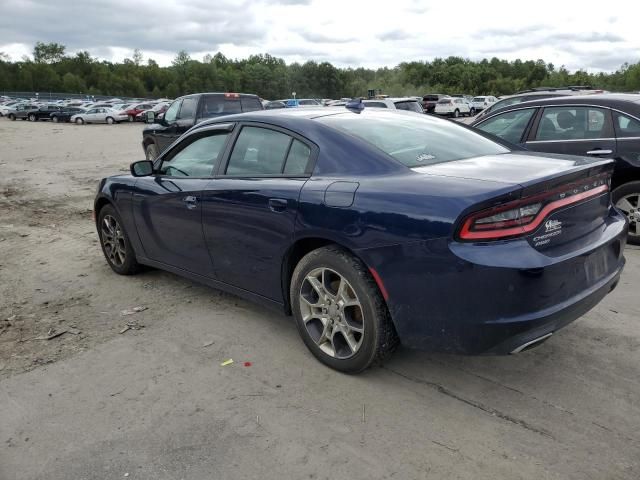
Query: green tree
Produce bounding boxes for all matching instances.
[33,42,66,64]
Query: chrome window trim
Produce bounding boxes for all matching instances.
[526,138,616,144]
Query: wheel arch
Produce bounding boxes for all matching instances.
[280,236,389,317]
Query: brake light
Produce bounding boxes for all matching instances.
[225,93,240,98]
[458,174,610,241]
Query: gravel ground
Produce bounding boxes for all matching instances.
[0,119,639,479]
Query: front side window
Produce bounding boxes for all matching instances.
[318,111,509,168]
[163,100,181,123]
[613,112,640,138]
[226,127,293,176]
[476,108,536,144]
[535,106,607,141]
[160,132,230,177]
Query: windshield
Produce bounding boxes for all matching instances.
[317,112,509,168]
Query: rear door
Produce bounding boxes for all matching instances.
[525,105,616,159]
[201,123,315,301]
[132,126,233,276]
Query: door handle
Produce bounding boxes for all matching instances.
[586,149,613,155]
[268,198,288,212]
[183,195,198,209]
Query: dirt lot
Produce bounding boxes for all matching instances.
[1,119,639,479]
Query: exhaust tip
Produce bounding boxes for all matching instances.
[511,332,553,354]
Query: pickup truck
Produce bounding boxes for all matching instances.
[141,92,263,160]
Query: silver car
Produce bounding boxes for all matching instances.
[70,107,128,125]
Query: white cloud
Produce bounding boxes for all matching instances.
[0,0,638,71]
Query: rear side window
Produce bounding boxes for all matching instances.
[227,127,291,175]
[613,112,640,138]
[240,97,263,112]
[535,106,608,141]
[201,95,242,118]
[283,140,311,175]
[476,108,536,144]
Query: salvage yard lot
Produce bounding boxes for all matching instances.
[1,120,639,479]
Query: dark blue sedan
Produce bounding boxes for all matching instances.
[94,108,627,372]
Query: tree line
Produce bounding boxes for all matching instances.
[1,42,639,99]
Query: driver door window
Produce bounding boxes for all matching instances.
[160,132,230,177]
[163,100,181,123]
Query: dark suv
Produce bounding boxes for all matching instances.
[142,93,263,160]
[421,94,447,114]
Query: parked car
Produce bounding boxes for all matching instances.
[136,102,169,121]
[471,96,498,112]
[421,94,448,113]
[265,100,287,109]
[50,107,87,123]
[142,92,263,161]
[0,101,25,116]
[434,97,471,117]
[473,87,606,122]
[26,104,64,121]
[123,103,155,122]
[71,107,128,124]
[6,104,40,120]
[95,108,626,372]
[362,98,424,113]
[471,94,640,244]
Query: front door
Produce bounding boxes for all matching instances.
[132,128,233,276]
[525,105,617,159]
[202,124,314,301]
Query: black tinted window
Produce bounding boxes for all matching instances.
[395,101,423,112]
[240,97,263,112]
[226,127,292,176]
[201,95,242,118]
[476,108,536,144]
[178,98,198,119]
[536,107,607,141]
[614,112,640,138]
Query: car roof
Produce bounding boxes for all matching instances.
[477,94,640,121]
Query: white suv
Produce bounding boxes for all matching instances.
[434,97,471,117]
[471,96,498,111]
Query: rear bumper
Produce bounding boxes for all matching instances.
[357,208,627,354]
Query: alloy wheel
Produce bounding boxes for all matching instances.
[101,215,127,267]
[616,193,640,239]
[299,267,364,359]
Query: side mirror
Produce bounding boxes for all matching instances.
[145,111,155,124]
[130,160,154,177]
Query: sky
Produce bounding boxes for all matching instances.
[0,0,639,72]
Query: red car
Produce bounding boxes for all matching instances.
[123,103,155,122]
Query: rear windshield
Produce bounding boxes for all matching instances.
[394,101,423,113]
[317,112,508,167]
[423,95,439,101]
[200,96,242,118]
[472,97,486,102]
[437,99,452,104]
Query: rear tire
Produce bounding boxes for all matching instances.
[9,114,15,121]
[106,116,114,124]
[128,115,134,122]
[97,204,141,275]
[76,117,84,125]
[453,109,460,118]
[28,113,36,122]
[145,143,159,161]
[613,181,640,245]
[52,115,59,123]
[470,107,476,116]
[290,246,398,373]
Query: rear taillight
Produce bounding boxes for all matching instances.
[458,174,610,241]
[225,93,240,98]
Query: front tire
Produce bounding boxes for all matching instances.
[290,246,398,373]
[9,114,15,121]
[106,116,115,124]
[76,117,84,125]
[52,115,59,123]
[128,115,134,122]
[613,181,640,245]
[97,204,141,275]
[453,109,460,118]
[28,113,36,122]
[470,107,476,116]
[145,143,159,161]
